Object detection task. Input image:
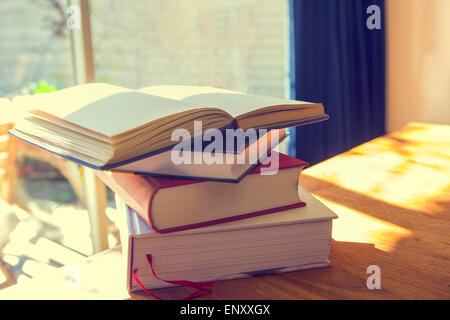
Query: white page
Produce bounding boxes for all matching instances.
[24,83,319,138]
[27,83,212,137]
[139,85,318,118]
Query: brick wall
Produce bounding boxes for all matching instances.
[0,0,288,99]
[0,0,74,97]
[91,0,288,97]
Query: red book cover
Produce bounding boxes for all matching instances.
[96,152,308,233]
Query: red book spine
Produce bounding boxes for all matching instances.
[96,152,309,233]
[95,170,162,230]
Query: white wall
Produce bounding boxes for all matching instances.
[387,0,450,131]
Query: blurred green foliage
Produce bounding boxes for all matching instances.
[21,80,58,95]
[51,190,77,202]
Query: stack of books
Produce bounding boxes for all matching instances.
[10,83,337,297]
[116,183,337,293]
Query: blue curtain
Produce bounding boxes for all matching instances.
[288,0,386,165]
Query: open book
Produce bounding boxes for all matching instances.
[9,83,327,169]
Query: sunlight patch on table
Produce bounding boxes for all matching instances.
[304,123,450,216]
[313,194,411,252]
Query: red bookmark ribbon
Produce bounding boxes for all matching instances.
[132,254,213,300]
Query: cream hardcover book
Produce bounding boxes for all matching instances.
[117,186,338,293]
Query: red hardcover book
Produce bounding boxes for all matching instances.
[96,152,308,233]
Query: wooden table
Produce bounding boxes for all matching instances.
[1,122,449,299]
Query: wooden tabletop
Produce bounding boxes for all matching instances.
[1,122,449,299]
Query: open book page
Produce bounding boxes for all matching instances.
[25,83,227,137]
[138,85,323,119]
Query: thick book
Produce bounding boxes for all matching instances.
[95,128,286,181]
[97,152,308,233]
[9,83,328,169]
[11,121,286,179]
[116,186,338,293]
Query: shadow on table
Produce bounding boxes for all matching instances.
[131,172,449,300]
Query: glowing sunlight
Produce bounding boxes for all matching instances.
[315,194,411,252]
[304,122,450,216]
